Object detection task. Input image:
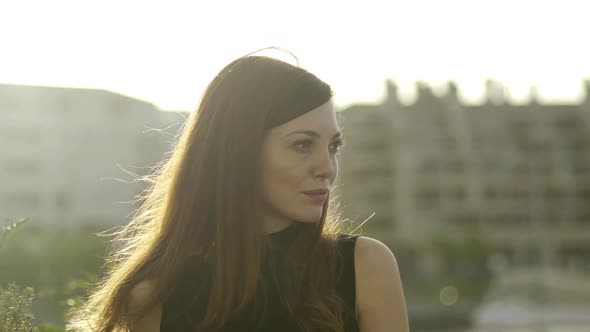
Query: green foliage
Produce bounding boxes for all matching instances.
[0,283,37,332]
[0,221,107,325]
[0,217,29,249]
[36,324,66,332]
[1,218,39,332]
[1,217,100,329]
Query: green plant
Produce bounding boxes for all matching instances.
[0,218,71,331]
[0,217,29,249]
[36,324,65,332]
[1,217,102,329]
[0,283,37,332]
[1,218,39,332]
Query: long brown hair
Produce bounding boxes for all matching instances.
[67,47,348,332]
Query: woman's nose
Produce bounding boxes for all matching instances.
[313,150,335,179]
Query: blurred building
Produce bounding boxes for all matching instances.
[0,84,185,229]
[337,80,590,272]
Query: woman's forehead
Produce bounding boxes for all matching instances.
[275,101,339,137]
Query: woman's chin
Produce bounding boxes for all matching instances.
[298,212,323,224]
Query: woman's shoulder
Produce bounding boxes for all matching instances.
[128,280,158,310]
[352,236,399,278]
[335,235,397,271]
[352,236,409,331]
[354,236,394,258]
[127,280,163,332]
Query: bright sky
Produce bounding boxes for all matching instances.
[1,0,589,111]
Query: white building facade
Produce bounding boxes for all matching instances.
[0,84,185,229]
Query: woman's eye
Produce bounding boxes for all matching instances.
[294,139,313,151]
[293,138,345,154]
[330,139,344,154]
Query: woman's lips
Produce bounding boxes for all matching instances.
[303,192,328,203]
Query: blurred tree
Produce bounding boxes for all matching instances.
[0,283,38,332]
[0,220,106,325]
[1,218,39,332]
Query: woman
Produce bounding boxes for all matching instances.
[68,47,409,332]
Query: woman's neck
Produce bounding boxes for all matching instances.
[263,216,294,235]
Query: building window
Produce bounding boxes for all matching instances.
[576,189,590,200]
[449,213,476,225]
[362,140,390,152]
[511,162,528,174]
[416,188,440,206]
[509,189,529,200]
[483,187,498,200]
[55,191,70,210]
[418,159,438,173]
[451,187,467,202]
[573,162,590,174]
[3,192,41,209]
[570,138,589,150]
[446,159,465,172]
[1,159,42,175]
[553,116,579,130]
[348,166,393,178]
[574,214,590,226]
[366,191,391,204]
[489,213,530,226]
[0,128,41,144]
[544,188,566,201]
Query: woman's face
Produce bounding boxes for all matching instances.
[260,99,343,233]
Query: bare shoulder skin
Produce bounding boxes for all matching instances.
[127,280,162,332]
[354,236,410,332]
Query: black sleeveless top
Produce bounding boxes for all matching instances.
[160,223,361,332]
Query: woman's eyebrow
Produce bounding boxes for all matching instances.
[285,130,342,139]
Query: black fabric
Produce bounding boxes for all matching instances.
[160,223,360,332]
